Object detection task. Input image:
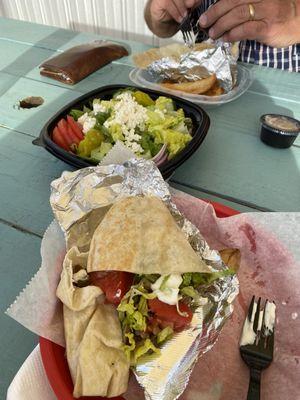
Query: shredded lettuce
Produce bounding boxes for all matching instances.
[138,296,148,316]
[95,111,110,126]
[181,270,235,289]
[134,339,160,363]
[157,326,173,344]
[123,332,136,360]
[117,269,236,366]
[90,142,112,161]
[155,96,175,112]
[181,273,192,287]
[159,275,170,291]
[106,123,125,142]
[180,286,199,300]
[69,109,84,121]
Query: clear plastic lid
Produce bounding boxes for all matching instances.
[129,64,253,107]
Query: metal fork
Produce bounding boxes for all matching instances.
[240,296,275,400]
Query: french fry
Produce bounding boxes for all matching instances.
[219,248,241,272]
[203,81,225,96]
[160,74,217,95]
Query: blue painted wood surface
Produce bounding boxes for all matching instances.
[0,17,299,399]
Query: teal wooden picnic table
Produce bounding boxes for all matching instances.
[0,16,299,398]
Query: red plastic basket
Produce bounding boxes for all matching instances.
[40,200,239,400]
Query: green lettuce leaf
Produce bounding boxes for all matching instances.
[155,96,175,112]
[148,127,192,159]
[180,286,200,300]
[107,123,125,142]
[123,332,136,360]
[156,326,173,344]
[69,109,84,121]
[134,338,160,363]
[90,142,112,161]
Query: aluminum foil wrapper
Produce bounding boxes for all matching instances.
[147,42,238,93]
[50,158,239,400]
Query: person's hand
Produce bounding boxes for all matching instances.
[199,0,300,47]
[150,0,202,24]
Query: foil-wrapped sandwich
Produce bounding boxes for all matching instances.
[133,41,239,95]
[56,193,237,398]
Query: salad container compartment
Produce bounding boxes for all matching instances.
[33,85,210,179]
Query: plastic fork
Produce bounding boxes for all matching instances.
[240,296,275,400]
[179,12,196,47]
[179,1,221,46]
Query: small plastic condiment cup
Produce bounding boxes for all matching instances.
[260,114,300,148]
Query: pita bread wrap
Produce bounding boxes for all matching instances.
[87,196,211,274]
[57,195,212,398]
[56,247,130,398]
[133,42,214,69]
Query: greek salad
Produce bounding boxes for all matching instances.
[51,88,193,163]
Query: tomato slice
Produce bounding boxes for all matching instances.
[67,123,81,145]
[148,298,193,332]
[89,271,134,305]
[52,127,69,151]
[67,115,84,140]
[57,119,73,148]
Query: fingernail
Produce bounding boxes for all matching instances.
[199,14,207,26]
[209,27,214,37]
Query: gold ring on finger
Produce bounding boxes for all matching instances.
[248,3,255,20]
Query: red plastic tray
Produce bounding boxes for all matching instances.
[40,200,239,400]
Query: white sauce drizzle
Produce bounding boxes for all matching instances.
[240,301,257,346]
[264,302,276,335]
[240,301,276,346]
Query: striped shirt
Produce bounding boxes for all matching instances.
[191,0,300,72]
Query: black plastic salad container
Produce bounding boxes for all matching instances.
[33,84,210,179]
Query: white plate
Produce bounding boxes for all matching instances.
[129,64,253,107]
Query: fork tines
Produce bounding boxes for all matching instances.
[240,296,276,399]
[179,13,195,47]
[240,295,276,359]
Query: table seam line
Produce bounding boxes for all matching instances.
[0,124,36,138]
[0,218,42,239]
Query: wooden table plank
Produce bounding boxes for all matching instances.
[0,39,55,78]
[0,65,134,136]
[0,17,148,67]
[172,124,300,212]
[0,223,40,399]
[0,127,73,236]
[170,182,257,212]
[0,74,81,135]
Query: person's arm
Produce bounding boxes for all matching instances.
[144,0,202,38]
[198,0,300,48]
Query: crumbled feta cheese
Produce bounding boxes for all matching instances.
[104,92,148,154]
[78,112,88,126]
[93,101,109,114]
[77,112,96,134]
